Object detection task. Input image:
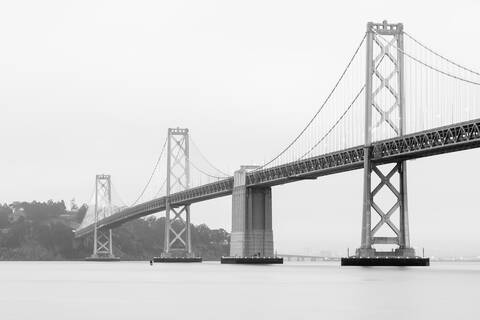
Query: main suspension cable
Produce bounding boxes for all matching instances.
[404,32,480,77]
[299,85,365,160]
[188,158,225,180]
[131,136,168,206]
[190,136,230,176]
[255,33,367,170]
[374,31,480,86]
[111,183,127,208]
[153,177,168,199]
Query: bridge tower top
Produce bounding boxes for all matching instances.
[167,127,190,195]
[365,20,405,145]
[164,127,193,257]
[95,174,111,211]
[367,20,403,35]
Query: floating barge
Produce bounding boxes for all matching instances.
[221,256,283,264]
[341,256,429,266]
[152,257,202,263]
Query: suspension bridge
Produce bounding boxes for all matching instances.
[75,21,480,265]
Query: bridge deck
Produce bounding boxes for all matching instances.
[75,118,480,238]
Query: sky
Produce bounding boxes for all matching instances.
[1,0,480,257]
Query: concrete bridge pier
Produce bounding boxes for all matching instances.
[221,166,282,264]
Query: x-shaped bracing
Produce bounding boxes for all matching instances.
[169,136,188,192]
[167,206,188,247]
[95,229,112,256]
[371,33,400,135]
[370,164,402,241]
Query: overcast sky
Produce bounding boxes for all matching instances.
[1,0,479,257]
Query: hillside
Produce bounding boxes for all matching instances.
[0,201,229,260]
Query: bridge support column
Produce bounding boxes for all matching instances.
[230,184,273,257]
[357,153,415,258]
[86,174,118,261]
[154,128,201,263]
[163,202,194,258]
[91,228,116,259]
[222,167,281,264]
[344,21,427,266]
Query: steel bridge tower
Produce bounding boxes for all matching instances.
[356,21,415,258]
[88,174,118,260]
[163,128,194,258]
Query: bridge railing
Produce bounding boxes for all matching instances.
[372,118,480,163]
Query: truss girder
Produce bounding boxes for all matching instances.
[75,118,480,238]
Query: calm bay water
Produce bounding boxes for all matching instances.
[0,261,478,319]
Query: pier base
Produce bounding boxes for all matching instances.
[221,257,283,264]
[85,256,120,262]
[152,257,202,263]
[341,256,429,266]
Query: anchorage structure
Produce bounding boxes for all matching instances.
[221,165,282,264]
[88,174,118,261]
[229,166,273,257]
[162,128,194,258]
[356,21,415,258]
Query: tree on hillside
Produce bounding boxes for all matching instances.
[0,204,12,228]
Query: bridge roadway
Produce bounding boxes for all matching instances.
[75,118,480,238]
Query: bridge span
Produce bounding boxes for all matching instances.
[75,20,480,266]
[75,117,480,238]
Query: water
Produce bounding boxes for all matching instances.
[0,261,478,319]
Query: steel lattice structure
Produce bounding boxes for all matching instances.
[163,128,193,257]
[90,174,116,259]
[356,21,414,257]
